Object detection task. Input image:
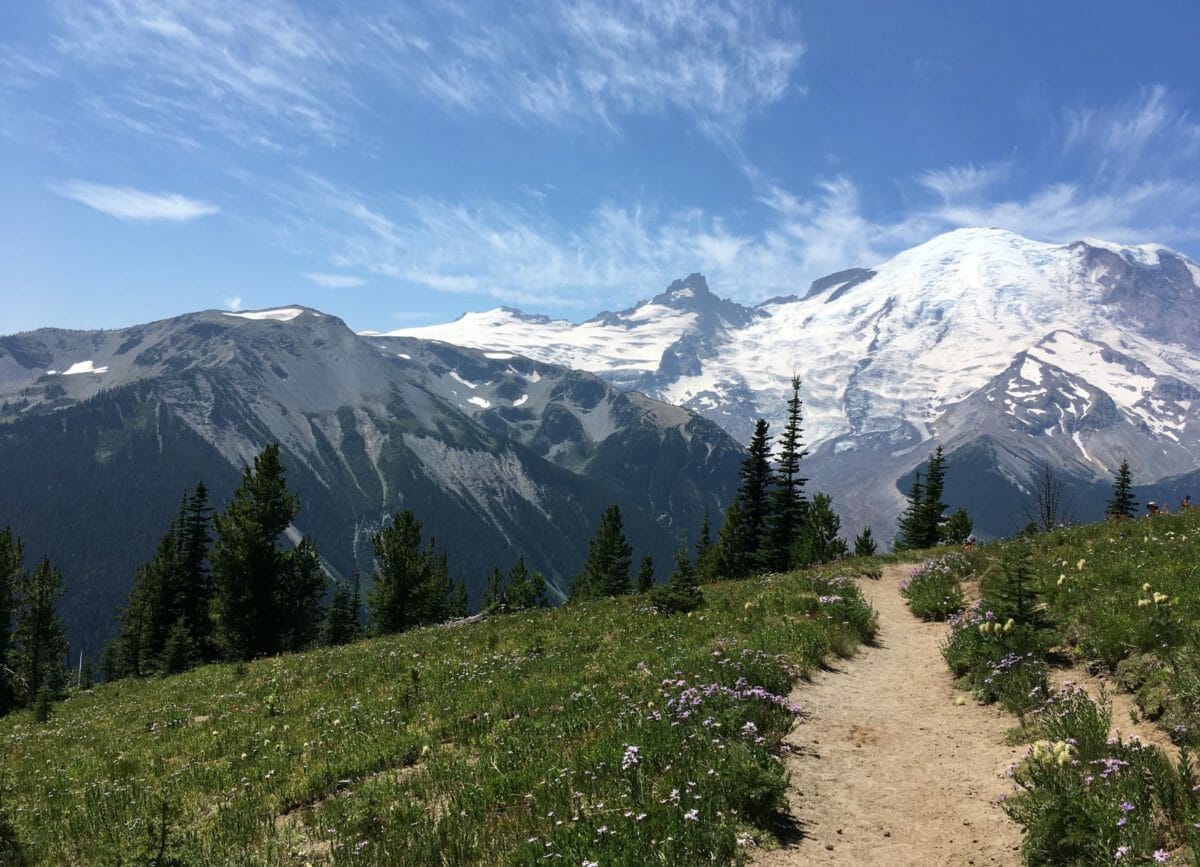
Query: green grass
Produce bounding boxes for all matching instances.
[0,567,877,865]
[898,555,966,621]
[930,509,1200,864]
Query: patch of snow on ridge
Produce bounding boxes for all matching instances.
[467,396,492,408]
[223,307,305,322]
[450,371,479,389]
[513,394,529,407]
[58,360,108,375]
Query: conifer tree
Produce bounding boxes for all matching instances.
[763,377,809,571]
[737,420,773,557]
[483,567,507,612]
[0,528,23,715]
[322,579,361,646]
[920,446,948,546]
[572,505,632,600]
[1106,459,1137,519]
[651,534,703,614]
[211,444,324,659]
[715,494,753,580]
[636,555,655,593]
[367,510,457,633]
[13,557,68,703]
[941,508,974,545]
[895,470,926,550]
[852,526,877,557]
[450,581,469,618]
[173,482,214,656]
[160,618,197,675]
[507,558,546,611]
[792,493,848,566]
[694,510,720,583]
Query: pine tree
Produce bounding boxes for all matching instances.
[210,444,323,660]
[852,526,877,557]
[792,492,848,566]
[763,377,809,571]
[920,446,948,546]
[651,534,703,614]
[737,419,773,559]
[174,482,214,657]
[13,557,68,704]
[941,508,973,545]
[1106,459,1138,519]
[636,555,655,593]
[572,505,632,600]
[450,581,469,618]
[482,567,507,612]
[714,494,753,580]
[895,470,925,550]
[367,510,457,633]
[507,558,546,611]
[0,528,22,716]
[160,617,198,675]
[694,510,720,583]
[322,580,360,646]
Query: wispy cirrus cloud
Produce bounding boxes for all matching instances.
[38,0,802,151]
[303,272,366,289]
[51,180,219,222]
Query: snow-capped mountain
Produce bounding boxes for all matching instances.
[387,228,1200,538]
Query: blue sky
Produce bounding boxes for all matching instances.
[2,1,1199,334]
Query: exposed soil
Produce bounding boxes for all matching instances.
[753,565,1024,866]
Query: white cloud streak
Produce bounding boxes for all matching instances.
[51,180,219,222]
[303,272,366,289]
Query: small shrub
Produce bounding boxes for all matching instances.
[900,557,965,621]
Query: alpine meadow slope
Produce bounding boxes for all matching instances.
[390,228,1200,541]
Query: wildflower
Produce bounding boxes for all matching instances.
[1142,582,1152,592]
[1153,592,1169,604]
[621,745,640,770]
[1003,618,1015,634]
[684,809,699,821]
[1138,599,1151,608]
[1114,846,1129,861]
[1119,800,1135,814]
[1152,850,1168,863]
[1076,559,1086,570]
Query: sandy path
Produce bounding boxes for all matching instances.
[754,565,1024,866]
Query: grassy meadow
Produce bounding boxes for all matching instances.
[0,566,879,865]
[920,508,1200,864]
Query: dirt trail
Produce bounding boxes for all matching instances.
[754,565,1024,866]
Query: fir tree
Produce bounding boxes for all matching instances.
[367,510,457,633]
[920,446,948,546]
[737,420,773,559]
[714,494,753,580]
[322,580,360,646]
[941,508,973,545]
[694,510,720,583]
[895,470,926,550]
[1106,459,1138,519]
[792,492,848,567]
[173,482,214,657]
[651,534,703,614]
[763,377,809,571]
[160,618,197,675]
[450,581,469,618]
[852,526,877,557]
[507,558,546,611]
[13,557,68,704]
[636,555,655,593]
[0,528,22,715]
[482,567,507,612]
[572,505,633,600]
[210,444,324,660]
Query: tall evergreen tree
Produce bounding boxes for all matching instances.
[1106,459,1138,519]
[0,528,23,715]
[895,470,926,550]
[450,581,469,618]
[714,494,753,580]
[694,510,720,583]
[651,534,703,614]
[920,446,948,546]
[210,444,324,659]
[507,558,546,611]
[763,377,809,571]
[482,567,507,612]
[852,526,877,557]
[367,510,457,633]
[13,557,68,703]
[173,482,214,656]
[636,555,655,593]
[737,420,773,558]
[942,508,974,545]
[572,505,633,600]
[322,579,361,646]
[792,492,848,567]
